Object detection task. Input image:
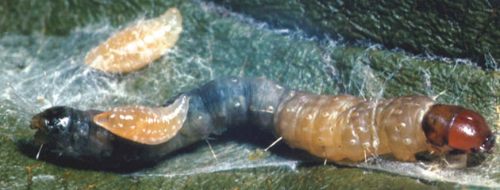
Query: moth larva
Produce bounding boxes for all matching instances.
[30,77,495,168]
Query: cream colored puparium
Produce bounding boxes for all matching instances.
[94,95,190,145]
[85,7,182,73]
[275,93,436,161]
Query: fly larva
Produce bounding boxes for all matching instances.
[29,77,495,168]
[93,95,189,145]
[85,7,182,73]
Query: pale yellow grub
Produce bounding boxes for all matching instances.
[85,7,183,73]
[94,95,190,145]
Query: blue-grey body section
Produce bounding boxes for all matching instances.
[185,77,289,132]
[153,77,289,157]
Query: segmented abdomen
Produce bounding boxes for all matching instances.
[275,93,435,161]
[31,77,494,168]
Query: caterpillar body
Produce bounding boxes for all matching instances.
[30,77,495,168]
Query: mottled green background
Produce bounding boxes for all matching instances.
[1,0,499,189]
[214,0,500,70]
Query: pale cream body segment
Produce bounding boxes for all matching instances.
[275,93,436,162]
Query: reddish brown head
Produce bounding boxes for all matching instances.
[422,104,495,154]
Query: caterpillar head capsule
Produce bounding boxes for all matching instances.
[422,104,495,155]
[29,106,114,159]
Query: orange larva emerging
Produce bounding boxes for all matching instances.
[93,95,190,145]
[85,7,182,73]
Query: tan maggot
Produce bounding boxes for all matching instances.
[85,7,182,73]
